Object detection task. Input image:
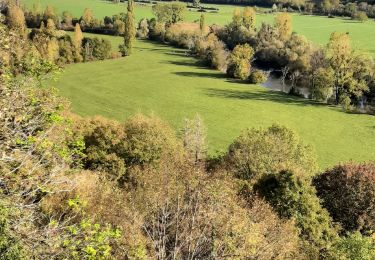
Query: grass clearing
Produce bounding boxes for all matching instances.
[49,34,375,169]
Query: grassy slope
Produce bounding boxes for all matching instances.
[50,34,375,168]
[23,0,375,55]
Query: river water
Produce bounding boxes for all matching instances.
[260,73,310,99]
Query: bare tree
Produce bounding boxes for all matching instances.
[281,66,289,92]
[181,115,207,168]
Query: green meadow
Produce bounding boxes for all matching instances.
[21,0,375,168]
[22,0,375,55]
[47,33,375,168]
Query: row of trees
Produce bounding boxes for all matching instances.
[272,0,375,20]
[22,1,137,56]
[153,0,375,20]
[23,4,129,35]
[4,3,119,66]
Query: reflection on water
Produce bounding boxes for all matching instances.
[261,74,310,99]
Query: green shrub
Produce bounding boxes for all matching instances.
[226,124,317,182]
[82,37,112,61]
[352,11,368,22]
[0,203,25,259]
[227,43,254,80]
[249,70,268,84]
[123,114,182,166]
[333,232,375,260]
[77,116,127,180]
[62,219,121,259]
[255,169,338,257]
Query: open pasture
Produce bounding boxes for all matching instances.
[48,33,375,168]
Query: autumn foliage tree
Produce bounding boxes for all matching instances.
[81,8,94,28]
[73,23,83,51]
[327,32,371,108]
[275,12,292,41]
[242,6,256,30]
[6,3,26,32]
[225,124,317,182]
[314,162,375,235]
[122,0,136,55]
[227,43,254,80]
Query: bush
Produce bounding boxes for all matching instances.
[195,33,228,72]
[255,169,338,257]
[123,114,183,166]
[226,124,317,182]
[333,232,375,260]
[76,116,127,180]
[0,202,25,259]
[352,11,368,22]
[314,162,375,235]
[165,22,201,49]
[249,69,268,84]
[136,18,149,38]
[82,37,112,61]
[227,43,254,80]
[310,67,334,102]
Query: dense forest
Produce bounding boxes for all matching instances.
[1,0,375,259]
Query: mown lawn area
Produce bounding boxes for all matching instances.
[22,0,375,55]
[48,34,375,169]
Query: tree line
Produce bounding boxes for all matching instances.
[151,0,375,20]
[2,2,122,69]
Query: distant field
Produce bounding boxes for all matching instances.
[22,0,375,55]
[48,34,375,169]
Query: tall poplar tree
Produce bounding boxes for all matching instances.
[73,23,83,50]
[199,14,205,34]
[124,0,135,55]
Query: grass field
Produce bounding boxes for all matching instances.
[23,0,375,55]
[48,34,375,169]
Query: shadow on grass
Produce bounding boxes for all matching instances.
[164,51,193,58]
[173,71,228,79]
[135,47,172,52]
[204,87,329,107]
[164,59,208,68]
[343,20,364,24]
